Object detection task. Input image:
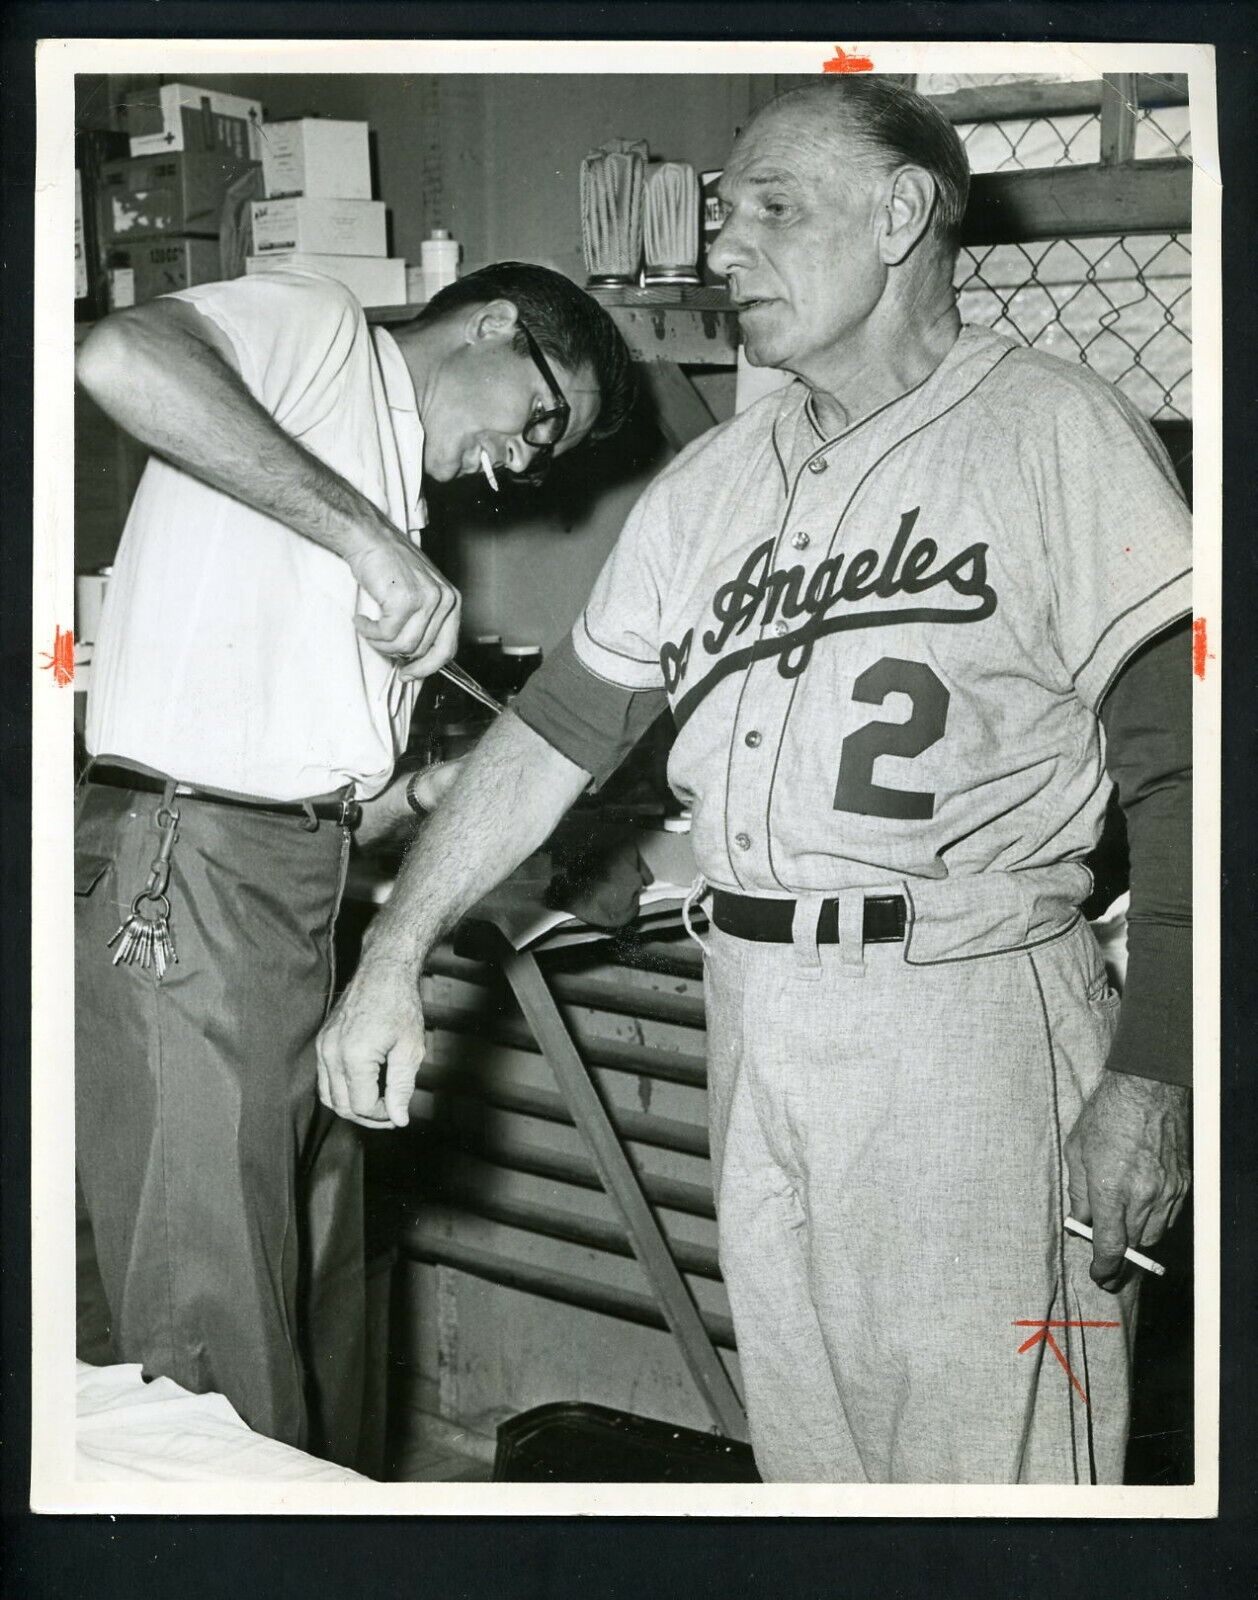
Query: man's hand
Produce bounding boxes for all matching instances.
[348,540,460,681]
[317,953,426,1129]
[1064,1071,1191,1291]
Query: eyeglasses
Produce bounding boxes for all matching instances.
[511,320,571,485]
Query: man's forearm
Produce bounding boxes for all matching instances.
[359,711,590,971]
[75,302,395,564]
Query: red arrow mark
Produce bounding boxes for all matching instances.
[822,46,875,74]
[1013,1319,1121,1407]
[1192,616,1213,680]
[39,625,75,686]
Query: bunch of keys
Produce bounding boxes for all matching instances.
[108,803,180,979]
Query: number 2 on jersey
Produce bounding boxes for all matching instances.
[833,657,950,820]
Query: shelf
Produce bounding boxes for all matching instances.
[587,286,737,367]
[926,73,1189,126]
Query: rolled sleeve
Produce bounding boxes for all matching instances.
[513,635,669,787]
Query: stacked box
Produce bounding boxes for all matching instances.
[260,119,371,199]
[126,83,263,160]
[76,129,130,320]
[107,239,224,307]
[244,252,405,309]
[97,97,267,308]
[97,151,260,243]
[247,116,403,308]
[250,197,386,257]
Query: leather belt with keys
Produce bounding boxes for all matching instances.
[108,791,180,978]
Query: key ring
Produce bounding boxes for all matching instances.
[128,891,172,923]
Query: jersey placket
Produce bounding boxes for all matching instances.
[722,421,839,892]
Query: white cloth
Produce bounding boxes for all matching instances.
[87,269,427,801]
[76,1361,368,1482]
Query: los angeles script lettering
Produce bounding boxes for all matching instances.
[660,508,997,708]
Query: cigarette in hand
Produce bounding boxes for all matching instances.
[479,448,499,493]
[1064,1216,1166,1276]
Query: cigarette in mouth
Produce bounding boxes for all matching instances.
[478,448,499,493]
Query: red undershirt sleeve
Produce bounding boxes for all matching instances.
[512,633,670,788]
[1097,618,1192,1088]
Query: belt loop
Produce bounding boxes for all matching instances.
[837,890,866,971]
[299,799,320,833]
[681,874,711,957]
[791,893,825,979]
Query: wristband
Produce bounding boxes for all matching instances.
[404,768,430,818]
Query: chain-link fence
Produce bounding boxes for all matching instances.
[950,101,1192,420]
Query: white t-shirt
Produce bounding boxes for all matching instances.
[87,270,426,801]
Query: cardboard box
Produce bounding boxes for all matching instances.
[109,237,224,305]
[97,151,260,242]
[76,128,130,320]
[260,118,371,199]
[250,198,387,257]
[127,83,263,160]
[245,252,406,308]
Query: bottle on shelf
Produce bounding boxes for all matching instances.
[420,228,461,301]
[469,633,504,699]
[501,643,543,702]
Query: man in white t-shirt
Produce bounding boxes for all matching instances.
[73,261,635,1462]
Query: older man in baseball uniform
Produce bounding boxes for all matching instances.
[319,79,1192,1483]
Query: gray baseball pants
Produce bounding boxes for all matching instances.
[702,883,1139,1484]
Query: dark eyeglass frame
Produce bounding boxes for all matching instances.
[511,320,572,485]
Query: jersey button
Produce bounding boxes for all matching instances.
[791,531,810,550]
[772,620,789,637]
[744,730,762,748]
[733,832,752,851]
[807,457,829,475]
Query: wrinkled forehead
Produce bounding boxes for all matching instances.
[720,104,875,198]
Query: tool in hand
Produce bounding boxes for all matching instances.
[1064,1216,1166,1276]
[438,659,504,717]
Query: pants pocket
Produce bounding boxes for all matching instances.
[74,850,111,898]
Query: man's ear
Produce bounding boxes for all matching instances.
[464,297,521,345]
[878,166,937,266]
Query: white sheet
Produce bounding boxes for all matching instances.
[76,1362,369,1483]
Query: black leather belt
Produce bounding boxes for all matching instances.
[87,762,362,830]
[710,889,906,945]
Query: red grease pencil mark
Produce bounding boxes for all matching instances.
[1013,1319,1121,1407]
[39,625,75,686]
[822,46,875,73]
[1192,616,1211,680]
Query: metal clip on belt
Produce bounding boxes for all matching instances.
[710,890,906,945]
[87,763,362,830]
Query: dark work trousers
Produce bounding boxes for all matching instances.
[74,779,365,1467]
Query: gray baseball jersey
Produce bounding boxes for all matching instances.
[572,327,1191,903]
